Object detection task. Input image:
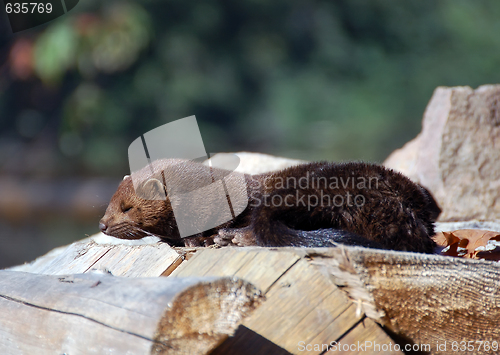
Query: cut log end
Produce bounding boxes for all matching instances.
[152,278,264,355]
[0,271,263,355]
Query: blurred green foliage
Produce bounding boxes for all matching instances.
[3,0,500,176]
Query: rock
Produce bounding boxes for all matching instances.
[384,85,500,221]
[435,220,500,233]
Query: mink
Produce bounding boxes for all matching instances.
[99,159,440,253]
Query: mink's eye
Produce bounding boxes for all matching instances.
[121,204,133,213]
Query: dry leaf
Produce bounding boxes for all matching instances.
[432,229,500,260]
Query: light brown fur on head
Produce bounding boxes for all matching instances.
[99,159,242,246]
[99,174,182,244]
[99,160,188,246]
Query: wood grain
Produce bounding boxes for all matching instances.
[308,246,500,355]
[0,270,262,355]
[169,247,398,354]
[10,239,182,277]
[338,318,403,355]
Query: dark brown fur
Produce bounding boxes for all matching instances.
[99,159,440,253]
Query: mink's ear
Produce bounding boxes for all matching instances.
[123,175,130,180]
[136,178,166,200]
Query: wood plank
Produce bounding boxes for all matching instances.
[170,247,301,292]
[297,298,359,354]
[9,238,182,278]
[204,248,259,275]
[0,270,263,355]
[169,247,251,278]
[233,249,301,293]
[88,244,181,277]
[337,318,403,355]
[161,247,199,277]
[243,258,359,354]
[169,247,223,277]
[31,241,112,275]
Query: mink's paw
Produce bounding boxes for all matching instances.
[183,236,215,247]
[214,228,239,246]
[214,229,234,247]
[214,227,257,247]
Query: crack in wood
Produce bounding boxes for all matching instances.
[318,315,367,355]
[83,248,112,274]
[262,258,301,295]
[0,293,172,349]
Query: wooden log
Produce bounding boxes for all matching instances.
[308,246,500,355]
[8,238,403,354]
[16,234,500,354]
[172,247,401,355]
[0,270,262,355]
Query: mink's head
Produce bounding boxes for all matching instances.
[99,172,183,246]
[99,158,247,247]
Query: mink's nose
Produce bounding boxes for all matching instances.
[99,221,107,233]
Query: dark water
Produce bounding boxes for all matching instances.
[0,177,119,268]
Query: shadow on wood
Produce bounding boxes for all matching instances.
[211,325,292,355]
